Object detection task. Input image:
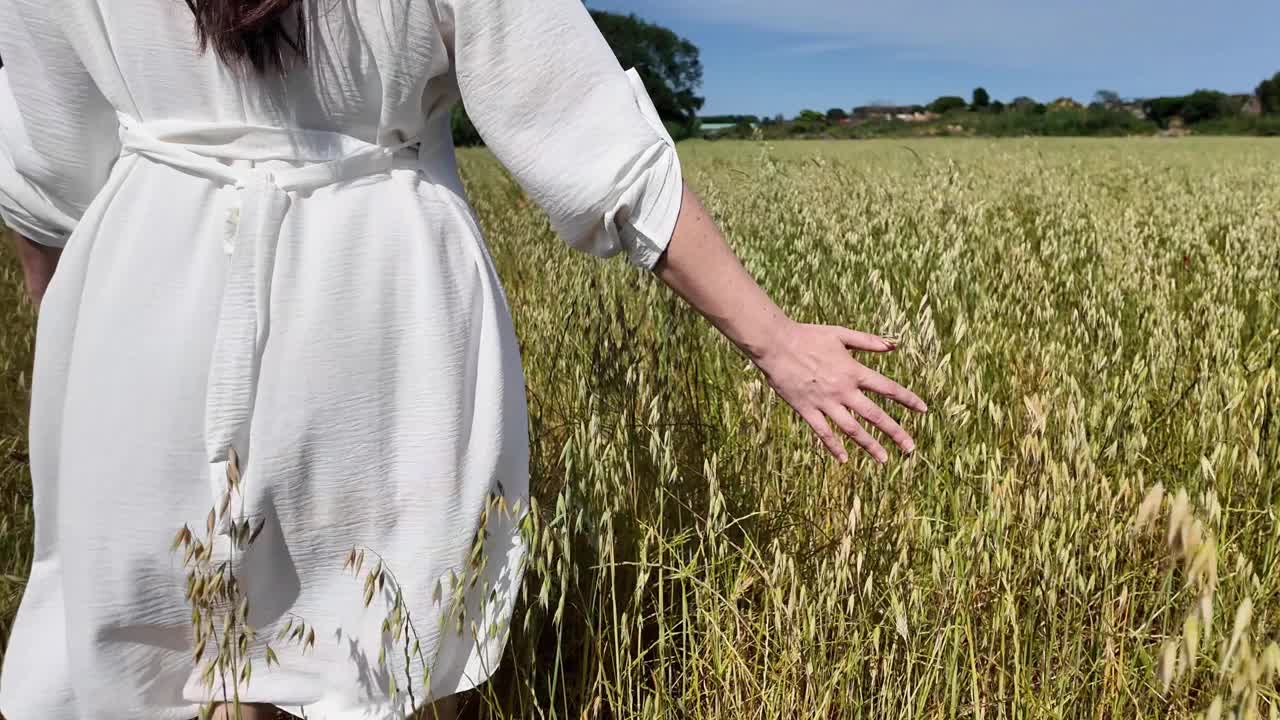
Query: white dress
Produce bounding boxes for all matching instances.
[0,1,683,719]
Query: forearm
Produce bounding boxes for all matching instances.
[652,184,790,361]
[649,182,924,464]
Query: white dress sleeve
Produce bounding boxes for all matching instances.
[0,70,78,247]
[0,0,121,248]
[433,0,684,269]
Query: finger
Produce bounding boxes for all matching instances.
[859,370,928,413]
[849,394,916,455]
[824,403,887,464]
[834,327,896,353]
[800,408,848,463]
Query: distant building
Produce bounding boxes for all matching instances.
[1113,101,1147,119]
[896,111,939,123]
[852,105,912,120]
[698,120,757,138]
[852,105,909,120]
[851,105,936,123]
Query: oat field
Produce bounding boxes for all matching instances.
[3,138,1280,718]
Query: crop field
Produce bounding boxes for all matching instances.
[2,137,1279,718]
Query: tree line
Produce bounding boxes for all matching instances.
[715,73,1280,140]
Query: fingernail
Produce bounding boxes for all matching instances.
[877,450,888,464]
[839,453,849,464]
[904,441,916,454]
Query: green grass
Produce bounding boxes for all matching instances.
[3,137,1280,718]
[0,242,35,653]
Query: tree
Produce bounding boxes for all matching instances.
[1143,90,1232,127]
[990,100,1006,114]
[1142,97,1180,126]
[454,11,705,145]
[1010,96,1039,111]
[928,96,968,114]
[791,110,829,135]
[700,115,760,125]
[971,87,991,110]
[1094,89,1123,108]
[1179,90,1231,124]
[1257,72,1280,115]
[826,108,849,121]
[589,11,705,125]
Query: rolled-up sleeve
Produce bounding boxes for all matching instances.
[433,0,684,269]
[0,70,77,246]
[0,0,121,248]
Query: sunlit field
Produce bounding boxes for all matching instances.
[3,137,1279,718]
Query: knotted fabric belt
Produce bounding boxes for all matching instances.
[117,117,434,474]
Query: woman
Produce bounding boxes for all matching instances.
[0,1,926,719]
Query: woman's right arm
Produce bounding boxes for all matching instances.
[0,65,68,306]
[0,0,121,306]
[9,228,60,305]
[0,0,122,251]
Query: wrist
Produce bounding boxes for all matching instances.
[737,312,794,364]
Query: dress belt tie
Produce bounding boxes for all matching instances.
[117,118,420,477]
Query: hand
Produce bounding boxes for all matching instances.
[10,229,61,306]
[752,321,927,464]
[648,186,926,463]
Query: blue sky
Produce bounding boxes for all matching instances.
[588,1,1279,117]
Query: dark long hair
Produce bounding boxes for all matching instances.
[184,0,306,73]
